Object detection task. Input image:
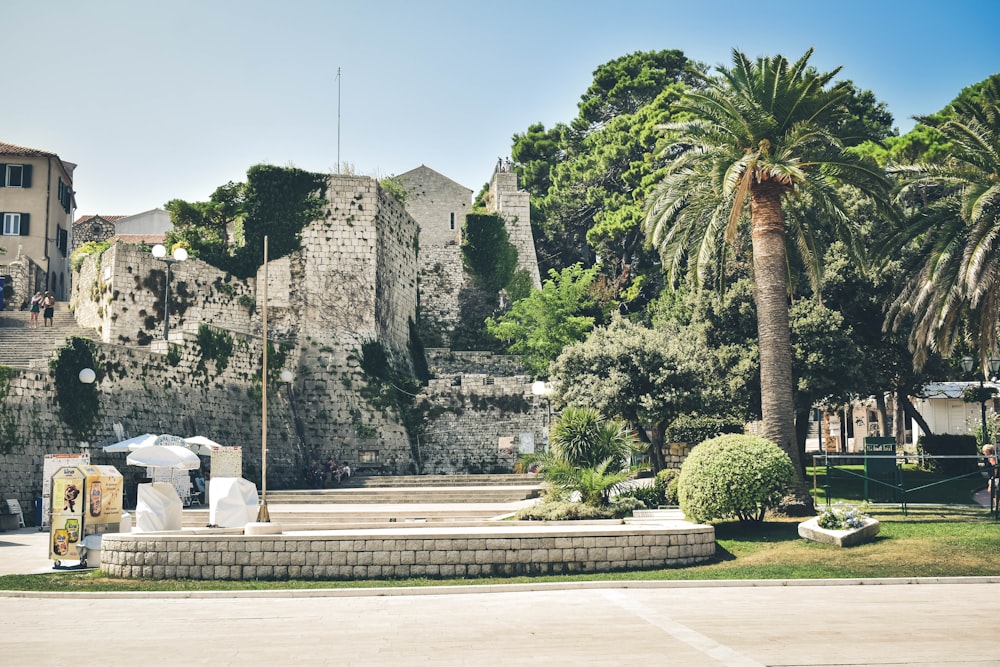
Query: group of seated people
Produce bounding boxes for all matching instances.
[303,458,351,488]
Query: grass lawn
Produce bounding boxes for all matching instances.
[1,506,997,592]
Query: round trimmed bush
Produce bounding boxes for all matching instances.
[678,434,794,523]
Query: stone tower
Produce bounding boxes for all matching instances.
[398,163,542,347]
[483,167,541,289]
[396,165,472,347]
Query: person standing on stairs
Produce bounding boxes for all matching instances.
[42,291,55,327]
[29,292,41,328]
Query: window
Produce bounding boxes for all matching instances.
[450,212,455,230]
[57,179,71,213]
[1,164,31,188]
[3,213,21,235]
[6,165,22,187]
[1,213,29,236]
[56,226,68,256]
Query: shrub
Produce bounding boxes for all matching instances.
[917,434,979,475]
[515,501,611,521]
[665,414,744,444]
[678,434,794,523]
[608,496,646,518]
[616,483,661,507]
[654,468,680,505]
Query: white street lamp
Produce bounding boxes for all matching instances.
[78,368,96,384]
[151,244,188,340]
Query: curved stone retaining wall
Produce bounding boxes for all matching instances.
[101,522,715,581]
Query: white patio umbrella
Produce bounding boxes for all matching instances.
[102,433,158,453]
[183,436,224,455]
[126,444,201,470]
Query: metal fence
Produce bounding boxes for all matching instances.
[811,453,998,519]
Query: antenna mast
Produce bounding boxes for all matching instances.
[336,67,342,174]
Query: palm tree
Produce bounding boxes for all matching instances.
[886,78,1000,370]
[643,49,893,510]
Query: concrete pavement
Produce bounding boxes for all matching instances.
[4,504,1000,666]
[2,580,999,665]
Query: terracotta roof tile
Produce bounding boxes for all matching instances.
[0,141,59,158]
[74,214,128,226]
[114,234,167,244]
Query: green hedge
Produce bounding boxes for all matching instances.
[917,434,980,475]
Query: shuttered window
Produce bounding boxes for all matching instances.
[1,213,29,235]
[0,164,32,188]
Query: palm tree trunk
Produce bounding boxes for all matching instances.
[750,183,813,514]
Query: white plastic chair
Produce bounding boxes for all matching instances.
[6,499,25,528]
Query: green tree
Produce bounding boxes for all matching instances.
[550,315,724,471]
[486,263,600,376]
[462,213,518,293]
[165,181,246,268]
[886,76,1000,370]
[643,49,894,512]
[512,50,696,299]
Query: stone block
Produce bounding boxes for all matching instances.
[797,517,880,547]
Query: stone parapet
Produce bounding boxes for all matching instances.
[100,521,715,580]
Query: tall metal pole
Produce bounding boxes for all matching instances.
[337,66,341,174]
[163,261,172,340]
[257,235,270,522]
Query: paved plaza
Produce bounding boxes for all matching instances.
[2,524,999,666]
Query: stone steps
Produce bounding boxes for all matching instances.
[179,506,518,528]
[341,473,540,488]
[0,307,98,369]
[263,486,542,505]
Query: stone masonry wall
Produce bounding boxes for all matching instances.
[101,522,717,580]
[72,243,258,346]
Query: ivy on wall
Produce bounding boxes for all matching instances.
[462,213,518,293]
[196,324,233,375]
[50,337,101,442]
[233,164,329,277]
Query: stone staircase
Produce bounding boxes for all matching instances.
[0,306,98,369]
[179,474,545,528]
[265,473,543,504]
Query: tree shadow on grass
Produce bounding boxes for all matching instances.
[712,520,801,543]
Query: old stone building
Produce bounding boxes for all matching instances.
[72,209,172,250]
[0,169,549,513]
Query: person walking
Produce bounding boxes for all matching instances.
[42,291,56,327]
[28,292,41,328]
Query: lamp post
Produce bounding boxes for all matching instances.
[961,355,1000,446]
[257,236,270,523]
[531,380,552,451]
[151,244,188,340]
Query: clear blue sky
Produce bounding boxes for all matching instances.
[5,0,998,216]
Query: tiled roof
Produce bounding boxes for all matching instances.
[0,142,59,158]
[75,214,127,226]
[114,234,167,244]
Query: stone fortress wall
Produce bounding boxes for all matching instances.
[0,170,549,517]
